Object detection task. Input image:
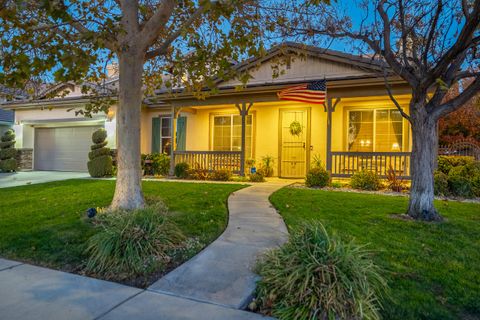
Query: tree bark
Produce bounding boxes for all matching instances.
[110,51,146,210]
[407,105,443,221]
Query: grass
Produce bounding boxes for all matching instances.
[0,179,243,285]
[270,187,480,320]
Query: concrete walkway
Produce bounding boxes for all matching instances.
[0,171,89,188]
[0,181,290,319]
[149,181,290,309]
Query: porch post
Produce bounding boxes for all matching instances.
[325,98,341,173]
[169,106,181,176]
[236,102,253,176]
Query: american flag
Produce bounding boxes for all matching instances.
[277,80,327,104]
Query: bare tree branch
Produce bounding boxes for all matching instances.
[431,76,480,119]
[382,68,412,123]
[423,0,443,66]
[139,0,176,51]
[377,0,418,86]
[145,4,207,60]
[426,0,480,86]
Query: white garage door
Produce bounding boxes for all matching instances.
[34,126,103,172]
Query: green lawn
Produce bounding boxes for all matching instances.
[270,187,480,320]
[0,179,243,282]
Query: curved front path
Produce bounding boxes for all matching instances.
[148,180,291,309]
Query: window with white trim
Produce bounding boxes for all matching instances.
[212,114,253,157]
[160,116,172,154]
[348,109,404,152]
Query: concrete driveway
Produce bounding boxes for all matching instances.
[0,171,90,188]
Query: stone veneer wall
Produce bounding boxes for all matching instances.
[16,148,33,171]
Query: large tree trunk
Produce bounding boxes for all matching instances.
[110,51,146,210]
[407,106,443,221]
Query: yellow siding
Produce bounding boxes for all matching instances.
[140,94,412,176]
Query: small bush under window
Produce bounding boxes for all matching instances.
[351,170,382,191]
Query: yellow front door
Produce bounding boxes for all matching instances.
[279,109,310,178]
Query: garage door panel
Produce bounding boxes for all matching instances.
[34,126,102,172]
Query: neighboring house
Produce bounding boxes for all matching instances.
[0,87,15,135]
[1,43,413,177]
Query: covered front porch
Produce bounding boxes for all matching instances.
[145,79,413,179]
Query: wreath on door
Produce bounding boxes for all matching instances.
[289,120,303,136]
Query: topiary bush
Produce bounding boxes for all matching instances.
[254,222,387,320]
[87,128,113,178]
[351,170,382,191]
[85,201,185,280]
[209,169,231,181]
[0,129,17,172]
[305,166,330,188]
[174,162,190,178]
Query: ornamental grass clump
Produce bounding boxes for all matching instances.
[85,201,185,280]
[255,222,388,320]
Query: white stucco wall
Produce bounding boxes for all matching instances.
[13,106,116,149]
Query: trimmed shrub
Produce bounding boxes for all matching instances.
[85,202,185,280]
[88,147,111,160]
[351,170,382,191]
[435,156,480,198]
[91,140,108,150]
[448,174,473,197]
[437,155,475,174]
[92,129,108,144]
[255,222,387,320]
[472,174,480,197]
[87,129,113,178]
[0,129,17,172]
[305,166,330,188]
[434,171,449,196]
[188,167,209,180]
[174,162,190,178]
[209,169,231,181]
[249,172,265,182]
[0,147,16,160]
[142,153,170,176]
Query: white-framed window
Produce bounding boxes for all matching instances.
[211,114,253,157]
[160,116,172,154]
[347,109,405,152]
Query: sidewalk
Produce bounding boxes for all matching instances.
[0,181,290,319]
[149,181,290,309]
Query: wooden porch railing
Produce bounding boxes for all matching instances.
[331,151,412,179]
[173,151,243,175]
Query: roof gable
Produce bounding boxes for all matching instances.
[218,42,386,87]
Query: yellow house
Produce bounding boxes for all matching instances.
[1,43,413,178]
